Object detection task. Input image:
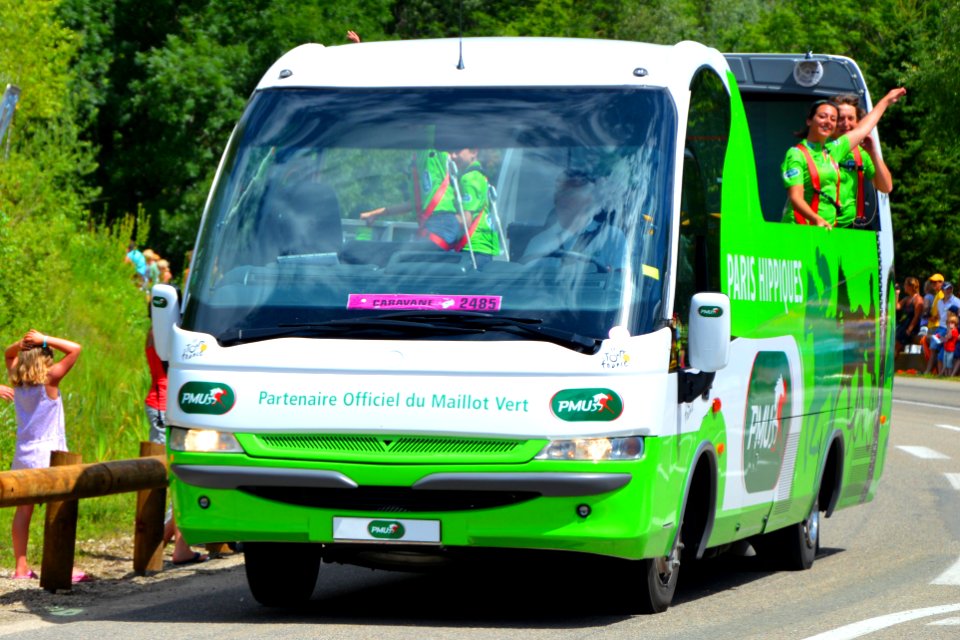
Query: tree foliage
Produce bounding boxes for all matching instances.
[1,0,952,473]
[2,0,950,286]
[0,0,150,470]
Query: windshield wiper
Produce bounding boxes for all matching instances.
[348,312,601,353]
[219,317,479,346]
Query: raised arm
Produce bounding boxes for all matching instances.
[4,340,20,372]
[843,88,907,150]
[359,202,413,224]
[861,135,894,194]
[22,329,82,386]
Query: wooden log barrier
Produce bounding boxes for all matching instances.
[40,451,83,592]
[0,455,167,507]
[133,442,167,575]
[0,446,169,587]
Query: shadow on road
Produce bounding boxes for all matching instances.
[13,545,846,630]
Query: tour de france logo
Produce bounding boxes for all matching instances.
[550,388,624,422]
[742,352,790,493]
[178,381,236,415]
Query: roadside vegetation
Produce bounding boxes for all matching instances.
[1,0,958,568]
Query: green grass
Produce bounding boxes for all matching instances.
[0,493,139,572]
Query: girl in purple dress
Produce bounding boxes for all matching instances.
[5,329,81,580]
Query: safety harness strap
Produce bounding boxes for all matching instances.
[412,156,451,234]
[793,143,840,224]
[853,146,865,221]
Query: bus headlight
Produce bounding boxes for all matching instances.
[535,436,643,461]
[169,427,243,453]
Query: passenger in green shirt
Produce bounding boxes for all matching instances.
[448,148,500,267]
[782,87,906,229]
[360,148,468,250]
[833,94,894,228]
[361,147,501,265]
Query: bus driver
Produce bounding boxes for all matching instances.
[522,170,626,272]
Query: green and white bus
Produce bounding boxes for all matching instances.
[151,39,895,613]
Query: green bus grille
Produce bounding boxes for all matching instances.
[238,433,543,464]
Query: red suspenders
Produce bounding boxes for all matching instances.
[852,146,865,222]
[454,206,487,252]
[412,152,452,249]
[793,142,840,224]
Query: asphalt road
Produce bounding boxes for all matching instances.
[4,376,960,639]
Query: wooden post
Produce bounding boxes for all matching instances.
[133,442,167,575]
[40,450,82,592]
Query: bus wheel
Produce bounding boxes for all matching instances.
[244,542,321,606]
[638,530,682,613]
[758,497,819,571]
[787,496,820,570]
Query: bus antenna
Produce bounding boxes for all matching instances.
[456,0,465,70]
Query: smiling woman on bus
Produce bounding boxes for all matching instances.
[781,87,906,229]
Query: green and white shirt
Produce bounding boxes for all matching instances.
[459,162,499,256]
[781,136,851,225]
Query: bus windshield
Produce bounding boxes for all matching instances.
[182,87,676,351]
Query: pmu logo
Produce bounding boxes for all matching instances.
[368,520,405,539]
[742,352,791,493]
[178,381,235,415]
[551,388,623,422]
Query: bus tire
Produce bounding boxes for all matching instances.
[636,525,682,614]
[244,542,321,606]
[638,555,679,613]
[606,525,681,614]
[757,496,820,571]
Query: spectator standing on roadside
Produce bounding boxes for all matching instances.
[920,278,936,334]
[926,280,957,374]
[895,277,923,357]
[5,329,87,582]
[941,313,960,377]
[143,249,161,289]
[125,242,148,288]
[158,259,172,284]
[145,320,208,566]
[921,274,945,370]
[926,274,946,331]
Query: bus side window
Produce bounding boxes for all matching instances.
[675,68,729,369]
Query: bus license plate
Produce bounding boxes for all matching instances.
[332,517,441,543]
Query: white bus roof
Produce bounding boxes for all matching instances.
[256,37,730,97]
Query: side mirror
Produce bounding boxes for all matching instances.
[150,284,179,362]
[687,292,730,373]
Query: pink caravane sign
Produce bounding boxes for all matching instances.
[347,293,502,312]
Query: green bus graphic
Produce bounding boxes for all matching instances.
[743,352,791,493]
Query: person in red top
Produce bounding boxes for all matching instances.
[146,320,208,565]
[145,328,168,445]
[941,313,959,377]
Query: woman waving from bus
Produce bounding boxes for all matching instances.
[781,87,906,228]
